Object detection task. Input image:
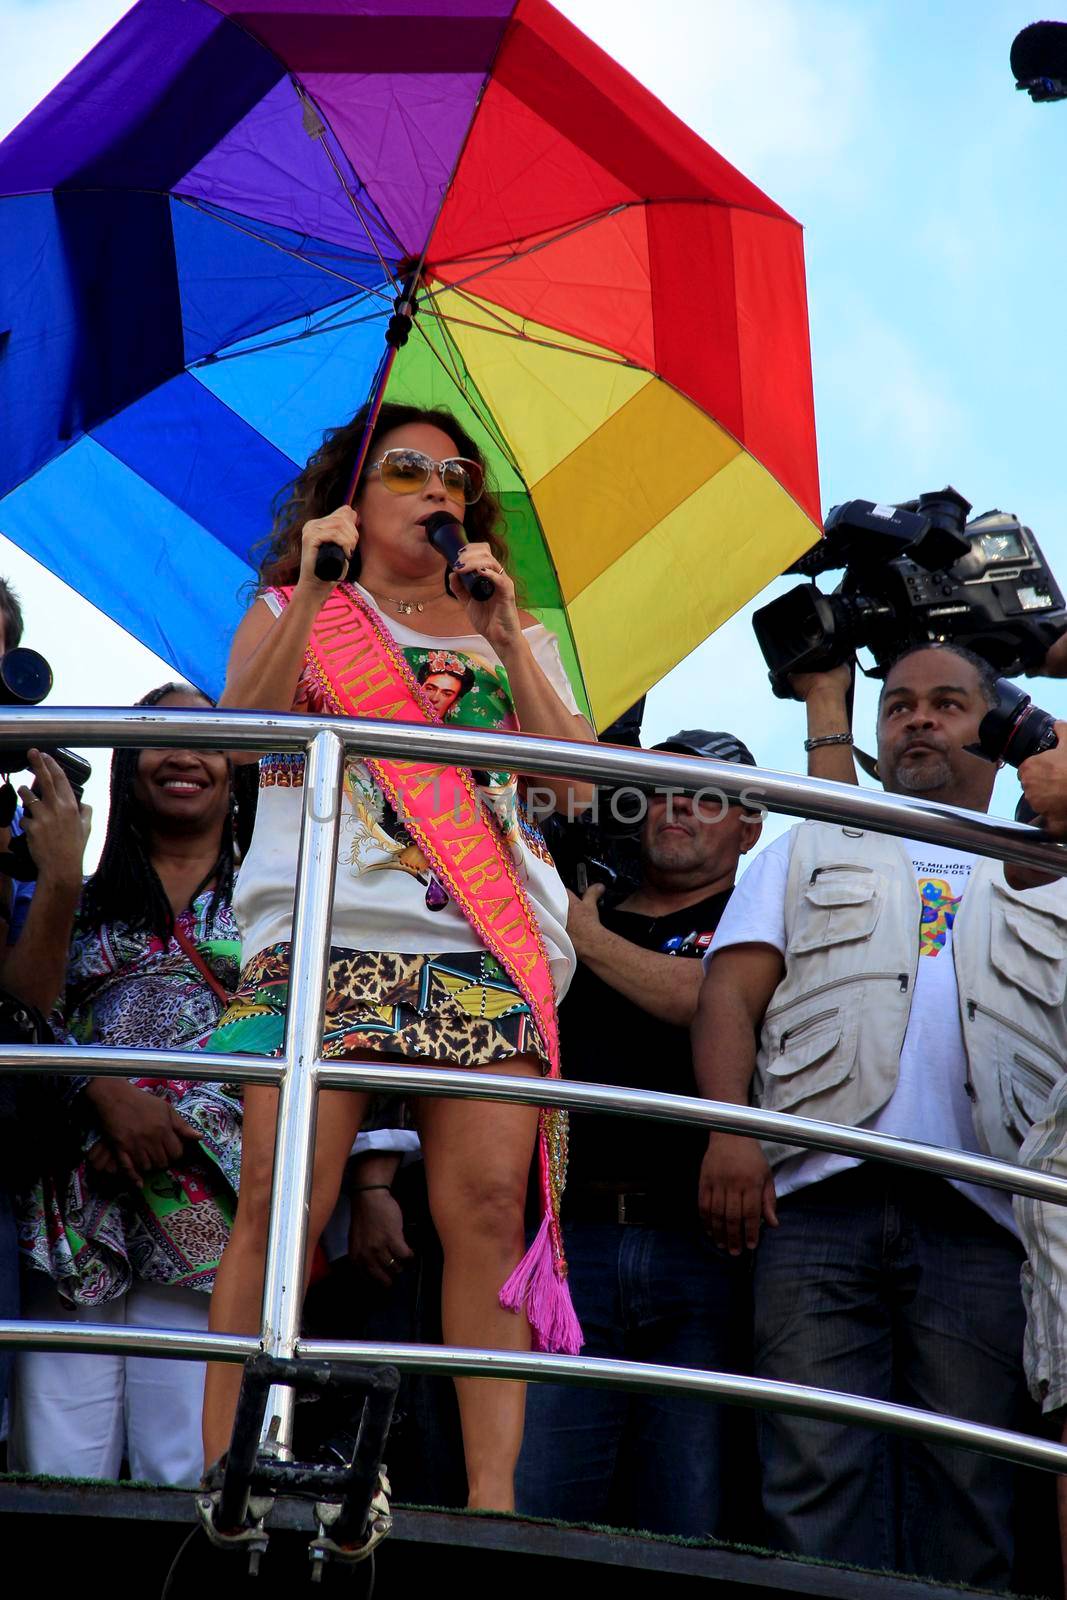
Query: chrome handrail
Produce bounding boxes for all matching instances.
[2,1050,1063,1205]
[4,704,1067,874]
[2,707,1065,1476]
[0,1324,1063,1476]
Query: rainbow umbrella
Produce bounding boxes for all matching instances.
[0,0,820,729]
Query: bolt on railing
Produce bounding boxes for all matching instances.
[2,707,1067,1479]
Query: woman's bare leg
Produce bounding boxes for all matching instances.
[203,1083,369,1468]
[418,1055,541,1511]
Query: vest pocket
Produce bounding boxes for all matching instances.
[999,1046,1059,1143]
[788,871,882,956]
[989,894,1067,1007]
[763,1005,858,1111]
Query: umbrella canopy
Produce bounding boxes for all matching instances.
[0,0,820,729]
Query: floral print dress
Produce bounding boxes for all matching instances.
[17,891,242,1307]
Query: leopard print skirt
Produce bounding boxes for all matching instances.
[205,944,549,1072]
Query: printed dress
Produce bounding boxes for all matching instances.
[18,892,242,1306]
[210,584,578,1069]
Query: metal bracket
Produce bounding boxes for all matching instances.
[308,1471,392,1581]
[195,1356,399,1579]
[195,1490,275,1577]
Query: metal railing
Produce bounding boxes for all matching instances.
[3,706,1067,1480]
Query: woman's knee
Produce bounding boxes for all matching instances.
[433,1172,527,1250]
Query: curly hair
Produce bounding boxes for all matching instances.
[81,683,259,941]
[259,402,510,587]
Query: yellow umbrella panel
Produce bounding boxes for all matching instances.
[387,289,816,731]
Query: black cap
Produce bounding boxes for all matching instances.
[651,729,756,766]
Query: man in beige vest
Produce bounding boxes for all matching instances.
[694,643,1062,1587]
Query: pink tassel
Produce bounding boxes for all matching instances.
[499,1215,584,1355]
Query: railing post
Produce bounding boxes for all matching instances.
[258,728,345,1454]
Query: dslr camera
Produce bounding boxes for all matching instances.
[753,488,1067,697]
[0,647,91,881]
[969,677,1060,825]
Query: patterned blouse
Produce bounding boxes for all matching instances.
[17,889,242,1307]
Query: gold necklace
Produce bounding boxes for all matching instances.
[365,585,428,615]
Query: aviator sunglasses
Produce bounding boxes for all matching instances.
[367,447,485,506]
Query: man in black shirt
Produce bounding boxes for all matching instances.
[516,730,763,1539]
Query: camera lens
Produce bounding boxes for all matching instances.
[976,679,1058,767]
[0,647,53,707]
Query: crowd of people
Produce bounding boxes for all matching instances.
[3,401,1067,1592]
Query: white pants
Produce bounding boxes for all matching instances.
[10,1275,209,1486]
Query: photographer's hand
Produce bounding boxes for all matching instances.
[18,751,90,892]
[0,751,89,1013]
[1019,724,1067,838]
[789,663,858,786]
[565,883,607,959]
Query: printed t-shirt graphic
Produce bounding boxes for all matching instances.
[918,875,964,957]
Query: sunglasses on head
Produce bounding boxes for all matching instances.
[367,448,485,506]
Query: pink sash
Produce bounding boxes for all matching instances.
[279,583,581,1355]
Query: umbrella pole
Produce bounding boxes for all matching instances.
[344,271,420,506]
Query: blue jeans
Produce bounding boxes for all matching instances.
[753,1166,1027,1587]
[516,1221,748,1538]
[0,1189,17,1412]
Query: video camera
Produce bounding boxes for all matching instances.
[0,647,91,881]
[753,488,1067,698]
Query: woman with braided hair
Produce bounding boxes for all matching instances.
[10,683,256,1486]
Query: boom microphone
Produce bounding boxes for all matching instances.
[424,511,494,601]
[1011,20,1067,100]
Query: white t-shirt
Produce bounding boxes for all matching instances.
[707,828,1016,1235]
[233,583,579,997]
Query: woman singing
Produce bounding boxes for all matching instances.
[203,403,594,1509]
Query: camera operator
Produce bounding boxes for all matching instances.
[516,730,763,1540]
[695,643,1066,1587]
[0,576,89,1418]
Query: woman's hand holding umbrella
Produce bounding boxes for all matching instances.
[298,506,360,594]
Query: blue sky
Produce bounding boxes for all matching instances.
[1,0,1064,850]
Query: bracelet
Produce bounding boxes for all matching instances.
[350,1183,393,1193]
[804,732,854,751]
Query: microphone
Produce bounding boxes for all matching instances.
[424,511,494,601]
[314,542,349,583]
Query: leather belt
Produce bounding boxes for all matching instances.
[563,1188,694,1228]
